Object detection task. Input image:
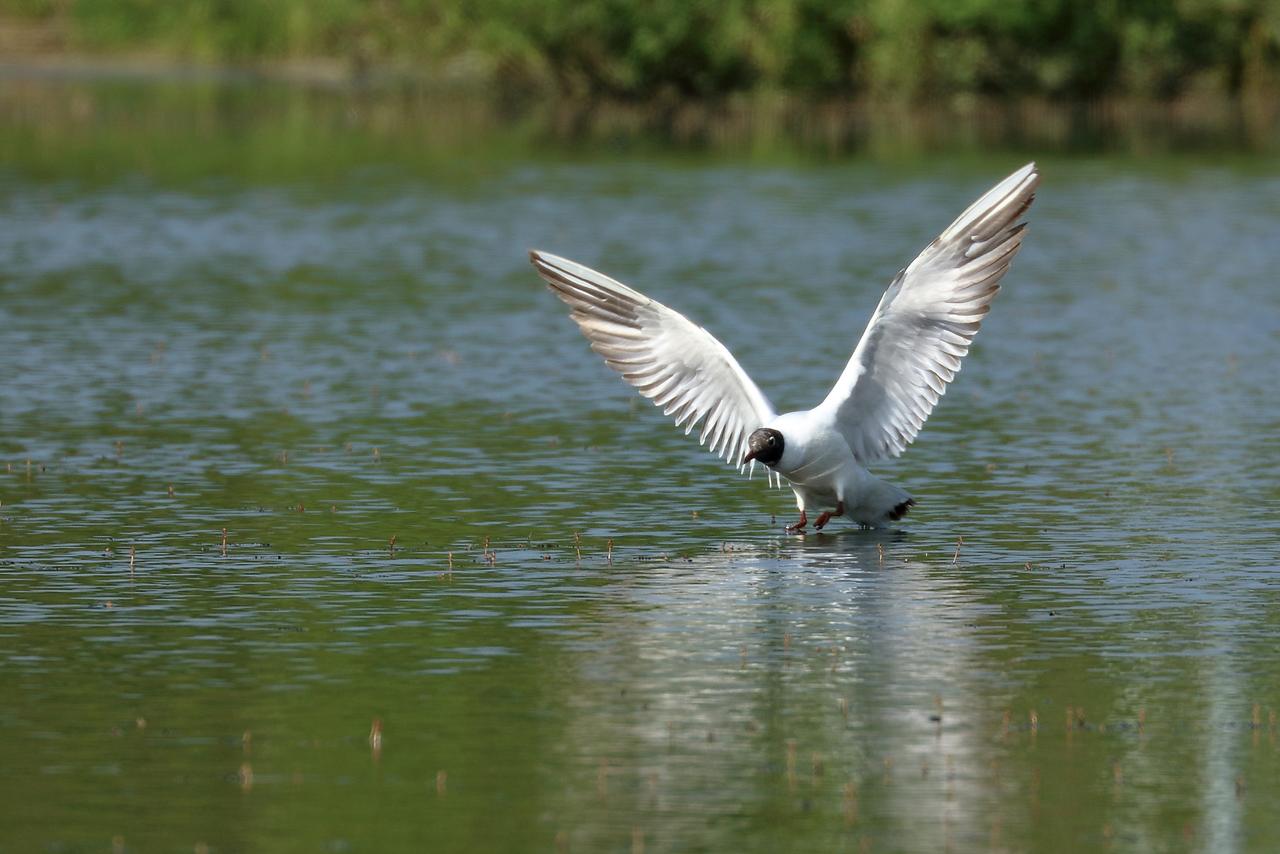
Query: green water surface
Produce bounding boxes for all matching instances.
[1,75,1279,853]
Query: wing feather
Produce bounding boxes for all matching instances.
[532,250,777,476]
[818,163,1040,463]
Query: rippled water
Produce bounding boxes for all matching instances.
[2,78,1279,852]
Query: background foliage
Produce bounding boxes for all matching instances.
[3,0,1279,100]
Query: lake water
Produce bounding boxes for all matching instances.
[2,76,1279,852]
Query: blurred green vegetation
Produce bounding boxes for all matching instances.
[3,0,1279,101]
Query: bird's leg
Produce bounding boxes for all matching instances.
[814,501,845,531]
[785,510,808,533]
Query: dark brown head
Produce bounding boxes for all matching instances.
[742,428,784,467]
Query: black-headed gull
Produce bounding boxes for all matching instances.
[531,163,1039,531]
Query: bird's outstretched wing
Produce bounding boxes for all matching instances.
[531,250,779,481]
[818,163,1040,463]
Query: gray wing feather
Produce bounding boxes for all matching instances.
[532,250,779,482]
[819,163,1040,462]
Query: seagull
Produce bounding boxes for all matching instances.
[531,163,1039,531]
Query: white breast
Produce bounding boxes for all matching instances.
[768,411,857,490]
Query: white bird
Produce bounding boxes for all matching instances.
[531,163,1039,531]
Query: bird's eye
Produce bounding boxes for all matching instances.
[768,436,777,446]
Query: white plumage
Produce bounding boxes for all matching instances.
[532,163,1039,530]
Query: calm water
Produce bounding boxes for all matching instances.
[2,77,1279,853]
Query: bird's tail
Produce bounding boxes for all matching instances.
[855,478,915,528]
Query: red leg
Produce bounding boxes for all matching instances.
[785,510,808,533]
[814,501,845,531]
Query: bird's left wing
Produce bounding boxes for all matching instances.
[531,250,779,480]
[817,163,1040,463]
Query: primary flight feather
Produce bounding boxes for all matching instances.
[531,163,1039,530]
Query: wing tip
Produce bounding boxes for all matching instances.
[531,248,570,279]
[529,248,561,288]
[997,161,1041,205]
[1007,162,1039,192]
[529,247,549,267]
[938,161,1041,246]
[529,248,578,277]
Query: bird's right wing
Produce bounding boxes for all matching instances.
[531,250,779,482]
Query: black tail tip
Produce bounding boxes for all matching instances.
[888,499,915,522]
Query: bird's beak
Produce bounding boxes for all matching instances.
[742,449,759,465]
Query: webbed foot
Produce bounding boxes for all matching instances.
[813,501,845,531]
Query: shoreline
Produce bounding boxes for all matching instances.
[0,53,429,89]
[2,54,1278,161]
